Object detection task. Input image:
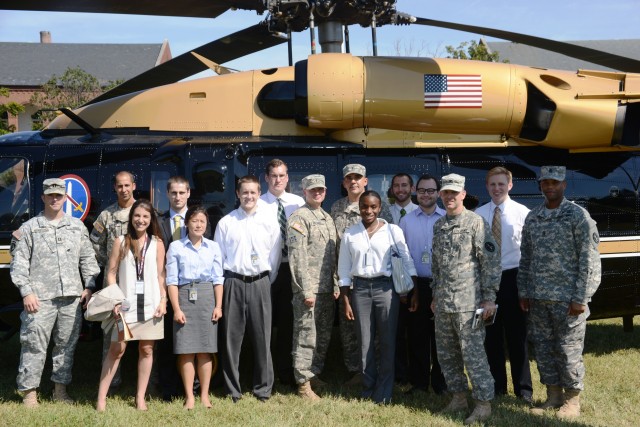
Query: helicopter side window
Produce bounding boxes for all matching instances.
[0,158,30,231]
[150,171,171,215]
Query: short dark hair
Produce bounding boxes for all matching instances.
[113,170,135,184]
[166,176,190,191]
[359,190,382,206]
[392,173,413,187]
[265,159,287,175]
[416,174,440,191]
[185,205,208,225]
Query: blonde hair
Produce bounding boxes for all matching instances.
[486,166,512,184]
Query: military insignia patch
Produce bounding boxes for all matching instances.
[592,232,599,244]
[485,242,495,252]
[90,222,105,243]
[11,229,22,241]
[289,221,305,235]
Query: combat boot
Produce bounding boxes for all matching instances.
[297,381,320,401]
[310,376,328,389]
[343,372,363,387]
[53,383,74,404]
[441,392,468,413]
[530,385,564,415]
[464,399,492,425]
[22,389,39,408]
[556,389,581,419]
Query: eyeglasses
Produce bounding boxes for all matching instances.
[416,188,438,195]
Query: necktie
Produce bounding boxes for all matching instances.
[277,198,287,257]
[172,215,182,241]
[492,206,502,250]
[400,208,406,218]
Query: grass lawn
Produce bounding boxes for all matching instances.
[0,317,638,426]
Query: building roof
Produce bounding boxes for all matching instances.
[0,41,170,86]
[485,39,640,72]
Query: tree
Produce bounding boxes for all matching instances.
[445,39,507,62]
[30,67,122,129]
[0,87,26,135]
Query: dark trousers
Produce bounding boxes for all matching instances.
[222,275,274,399]
[407,279,446,391]
[158,302,181,400]
[271,263,295,385]
[352,276,398,404]
[485,268,533,398]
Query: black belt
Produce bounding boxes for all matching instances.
[183,281,213,286]
[417,277,433,284]
[224,270,269,283]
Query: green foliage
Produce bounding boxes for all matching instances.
[445,40,508,63]
[0,87,26,135]
[29,67,123,129]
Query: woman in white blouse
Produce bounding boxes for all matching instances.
[338,190,417,404]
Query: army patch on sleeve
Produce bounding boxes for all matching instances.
[592,232,599,244]
[485,242,495,252]
[11,229,22,241]
[289,221,305,236]
[90,221,105,243]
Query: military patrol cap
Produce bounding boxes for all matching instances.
[538,165,566,181]
[343,163,366,178]
[440,173,465,192]
[43,178,66,195]
[302,174,326,190]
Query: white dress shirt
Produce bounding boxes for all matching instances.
[338,219,417,287]
[476,196,530,270]
[214,205,282,283]
[390,201,419,225]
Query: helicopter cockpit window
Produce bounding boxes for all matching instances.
[0,158,30,231]
[150,171,171,214]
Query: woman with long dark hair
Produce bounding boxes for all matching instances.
[96,199,167,411]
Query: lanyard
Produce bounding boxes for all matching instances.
[135,234,150,280]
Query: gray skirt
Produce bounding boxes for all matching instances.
[173,283,218,354]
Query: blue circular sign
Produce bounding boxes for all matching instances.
[60,174,92,221]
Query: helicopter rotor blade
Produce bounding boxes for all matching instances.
[87,23,287,105]
[414,17,640,72]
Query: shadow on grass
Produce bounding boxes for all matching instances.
[583,319,640,356]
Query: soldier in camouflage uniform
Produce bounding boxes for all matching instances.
[287,174,338,400]
[518,166,601,419]
[91,170,136,389]
[431,173,501,425]
[10,178,100,407]
[330,163,393,385]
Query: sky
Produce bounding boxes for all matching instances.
[1,0,639,77]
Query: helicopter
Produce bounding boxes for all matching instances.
[0,0,640,336]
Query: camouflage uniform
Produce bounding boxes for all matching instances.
[90,201,132,387]
[288,204,338,384]
[330,197,392,373]
[11,213,99,391]
[518,198,601,390]
[90,202,132,271]
[431,208,501,401]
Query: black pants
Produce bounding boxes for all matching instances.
[396,278,446,392]
[158,302,181,400]
[271,263,295,385]
[484,268,533,398]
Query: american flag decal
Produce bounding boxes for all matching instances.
[424,74,482,108]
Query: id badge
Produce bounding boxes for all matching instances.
[251,251,259,266]
[188,287,198,301]
[364,251,373,267]
[421,250,431,265]
[135,280,144,294]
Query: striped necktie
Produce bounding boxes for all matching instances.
[492,206,502,251]
[277,198,287,257]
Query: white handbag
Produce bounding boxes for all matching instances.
[387,226,414,295]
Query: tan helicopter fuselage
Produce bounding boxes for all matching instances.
[47,53,640,152]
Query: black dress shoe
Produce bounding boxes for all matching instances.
[256,396,269,403]
[231,396,241,403]
[404,386,428,395]
[520,394,533,405]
